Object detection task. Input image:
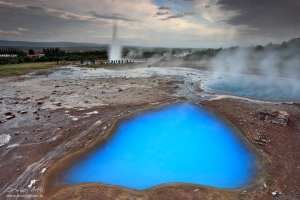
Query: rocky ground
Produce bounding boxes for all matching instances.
[0,64,299,200]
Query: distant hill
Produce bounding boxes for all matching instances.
[0,40,200,50]
[0,40,108,48]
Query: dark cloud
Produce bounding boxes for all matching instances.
[168,13,184,18]
[0,1,93,21]
[217,0,300,32]
[27,5,44,11]
[88,11,138,22]
[156,11,169,16]
[159,6,170,10]
[0,1,109,42]
[162,13,185,20]
[184,12,194,15]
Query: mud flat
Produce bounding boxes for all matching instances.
[0,64,299,199]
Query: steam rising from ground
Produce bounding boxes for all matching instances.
[208,45,300,101]
[125,39,300,101]
[210,47,300,80]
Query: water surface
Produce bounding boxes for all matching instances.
[62,103,256,190]
[204,76,300,102]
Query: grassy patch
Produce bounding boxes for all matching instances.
[0,62,62,76]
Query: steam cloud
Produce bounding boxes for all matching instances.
[208,43,300,101]
[210,47,300,80]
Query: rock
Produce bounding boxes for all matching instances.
[53,102,62,106]
[20,111,28,114]
[55,85,60,87]
[270,191,280,196]
[0,120,6,123]
[118,88,123,92]
[259,109,289,126]
[84,100,89,103]
[37,101,43,105]
[33,110,38,114]
[35,117,40,120]
[6,115,15,120]
[15,132,19,135]
[5,112,12,115]
[0,134,11,147]
[253,132,270,145]
[50,98,55,102]
[36,96,49,101]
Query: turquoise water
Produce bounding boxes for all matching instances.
[62,103,256,190]
[204,76,300,102]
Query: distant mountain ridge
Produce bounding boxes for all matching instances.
[0,40,108,47]
[0,40,198,49]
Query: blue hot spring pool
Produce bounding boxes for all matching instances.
[204,75,300,102]
[62,103,257,190]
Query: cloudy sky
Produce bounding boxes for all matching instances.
[0,0,299,48]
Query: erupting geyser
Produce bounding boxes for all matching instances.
[109,21,122,61]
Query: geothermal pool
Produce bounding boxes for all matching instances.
[204,75,300,102]
[62,103,256,190]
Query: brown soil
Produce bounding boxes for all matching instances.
[1,66,299,200]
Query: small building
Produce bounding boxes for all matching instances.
[27,54,39,58]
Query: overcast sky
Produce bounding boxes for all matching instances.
[0,0,299,48]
